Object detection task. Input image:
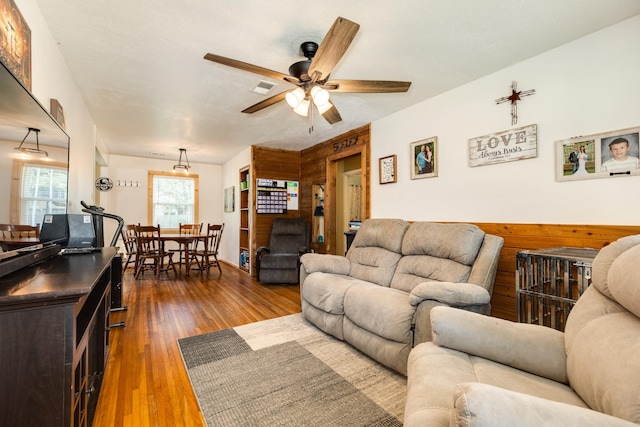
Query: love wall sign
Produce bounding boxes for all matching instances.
[468,124,537,167]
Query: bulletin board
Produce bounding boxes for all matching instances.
[256,178,299,214]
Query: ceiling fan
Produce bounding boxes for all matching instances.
[203,16,411,124]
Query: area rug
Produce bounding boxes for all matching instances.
[178,313,406,426]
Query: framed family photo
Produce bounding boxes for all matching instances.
[556,125,640,181]
[410,136,438,180]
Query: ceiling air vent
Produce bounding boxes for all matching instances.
[251,80,277,95]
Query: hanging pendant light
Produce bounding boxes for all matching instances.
[14,127,48,157]
[173,148,191,173]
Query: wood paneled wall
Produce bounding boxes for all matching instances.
[248,126,371,276]
[300,124,371,254]
[249,146,301,276]
[473,223,640,321]
[247,132,640,324]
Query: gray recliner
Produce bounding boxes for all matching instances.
[256,218,310,284]
[404,234,640,426]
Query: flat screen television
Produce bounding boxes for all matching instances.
[0,59,70,259]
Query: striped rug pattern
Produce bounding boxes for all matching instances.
[178,314,406,426]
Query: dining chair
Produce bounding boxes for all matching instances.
[133,225,177,278]
[192,223,224,276]
[120,224,137,271]
[169,223,203,268]
[0,224,12,239]
[11,224,40,238]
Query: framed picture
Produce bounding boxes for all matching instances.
[0,0,31,90]
[556,125,640,181]
[379,155,397,184]
[224,186,235,212]
[50,99,66,129]
[410,137,438,179]
[468,124,537,167]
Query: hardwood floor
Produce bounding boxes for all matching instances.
[93,262,302,427]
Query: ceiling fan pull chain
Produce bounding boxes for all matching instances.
[309,101,314,134]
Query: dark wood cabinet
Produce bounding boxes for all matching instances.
[0,247,118,427]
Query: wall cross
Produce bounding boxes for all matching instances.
[495,81,536,126]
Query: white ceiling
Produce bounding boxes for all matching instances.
[34,0,640,165]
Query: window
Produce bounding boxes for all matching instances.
[148,171,199,229]
[13,161,68,226]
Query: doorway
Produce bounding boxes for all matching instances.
[335,154,361,255]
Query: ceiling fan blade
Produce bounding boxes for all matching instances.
[204,53,297,83]
[324,79,411,93]
[321,101,342,124]
[308,17,360,80]
[242,91,288,114]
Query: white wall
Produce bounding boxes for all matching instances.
[17,0,99,212]
[371,15,640,226]
[19,0,640,264]
[220,147,251,265]
[101,154,222,249]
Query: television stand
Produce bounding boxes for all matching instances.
[0,247,118,426]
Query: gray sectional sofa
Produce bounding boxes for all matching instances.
[404,234,640,426]
[299,218,504,375]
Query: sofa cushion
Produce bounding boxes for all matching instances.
[302,272,376,315]
[348,247,403,287]
[405,343,586,427]
[390,223,484,292]
[391,256,473,293]
[401,222,485,265]
[590,234,640,300]
[344,285,414,343]
[259,253,299,269]
[564,237,640,424]
[608,243,640,318]
[346,219,409,287]
[451,383,634,427]
[348,218,409,254]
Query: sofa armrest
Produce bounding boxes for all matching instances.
[452,383,637,427]
[299,253,351,275]
[409,281,490,307]
[431,306,568,383]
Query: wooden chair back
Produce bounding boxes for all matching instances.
[0,224,12,239]
[205,223,224,255]
[11,224,40,238]
[191,223,224,276]
[133,225,176,278]
[121,224,137,269]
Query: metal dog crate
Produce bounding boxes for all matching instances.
[516,247,599,331]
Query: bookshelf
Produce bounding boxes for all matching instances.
[239,166,250,273]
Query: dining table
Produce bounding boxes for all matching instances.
[159,233,208,277]
[0,236,42,252]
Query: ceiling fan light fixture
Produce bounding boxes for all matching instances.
[316,102,332,115]
[172,148,191,174]
[293,98,310,116]
[285,87,305,108]
[311,86,330,106]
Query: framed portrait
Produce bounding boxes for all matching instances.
[556,125,640,181]
[379,155,397,184]
[0,0,31,90]
[410,137,438,180]
[224,186,235,212]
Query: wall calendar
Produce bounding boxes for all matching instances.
[256,178,299,214]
